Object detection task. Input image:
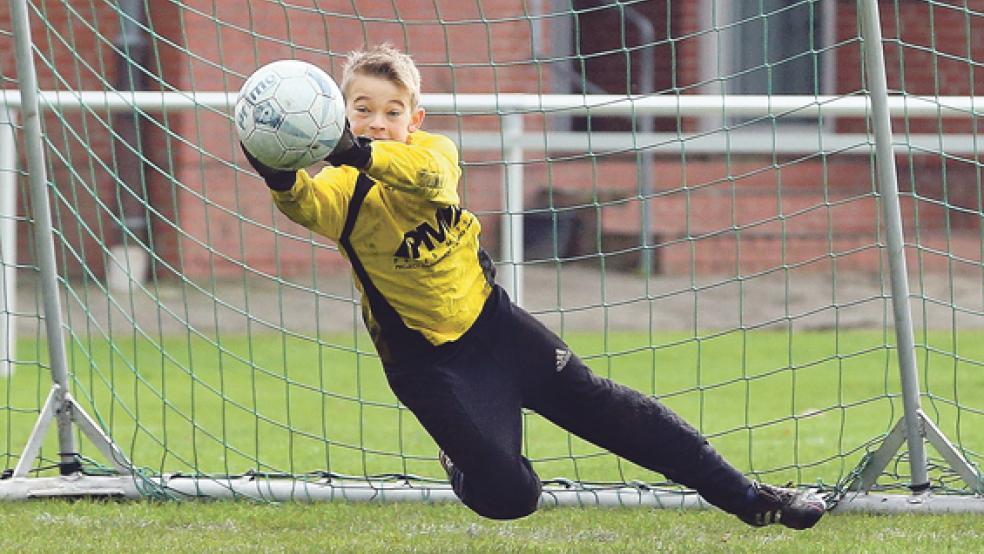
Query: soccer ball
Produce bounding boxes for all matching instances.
[235,59,346,171]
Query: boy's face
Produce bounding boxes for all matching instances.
[345,73,424,144]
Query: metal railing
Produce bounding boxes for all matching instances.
[1,91,980,308]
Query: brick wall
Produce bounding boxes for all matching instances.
[836,0,984,134]
[4,1,136,279]
[3,1,981,282]
[162,0,547,280]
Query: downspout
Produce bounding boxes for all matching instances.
[623,3,656,275]
[107,0,150,291]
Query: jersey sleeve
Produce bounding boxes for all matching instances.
[269,166,353,241]
[365,131,462,205]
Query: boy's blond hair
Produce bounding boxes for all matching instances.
[340,44,422,109]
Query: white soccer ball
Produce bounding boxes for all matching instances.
[235,59,346,171]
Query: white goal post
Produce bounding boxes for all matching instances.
[0,107,15,377]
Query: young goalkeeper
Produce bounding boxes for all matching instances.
[242,43,826,529]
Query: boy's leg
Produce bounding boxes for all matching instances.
[526,354,826,528]
[383,346,541,520]
[529,357,755,513]
[501,307,754,515]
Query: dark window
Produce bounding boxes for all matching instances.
[730,0,824,95]
[570,0,677,132]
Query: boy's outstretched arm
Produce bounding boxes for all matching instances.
[327,121,461,205]
[240,142,348,241]
[366,133,461,205]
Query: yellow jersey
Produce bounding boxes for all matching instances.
[271,130,492,348]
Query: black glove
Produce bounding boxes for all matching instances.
[240,142,296,191]
[326,120,372,169]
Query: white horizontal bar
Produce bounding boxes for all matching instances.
[0,474,710,506]
[458,131,983,155]
[3,476,983,514]
[0,90,982,118]
[425,94,984,118]
[833,492,984,514]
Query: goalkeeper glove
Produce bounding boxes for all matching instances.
[240,142,296,191]
[326,120,372,170]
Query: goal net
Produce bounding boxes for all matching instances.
[1,0,982,507]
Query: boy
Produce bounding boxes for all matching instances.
[242,44,825,528]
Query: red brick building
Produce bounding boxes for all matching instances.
[2,1,982,280]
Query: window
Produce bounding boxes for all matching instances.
[567,0,677,132]
[728,0,829,96]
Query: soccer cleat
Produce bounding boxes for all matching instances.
[738,482,826,530]
[438,449,455,479]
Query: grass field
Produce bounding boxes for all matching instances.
[2,499,984,553]
[3,329,984,551]
[3,329,984,487]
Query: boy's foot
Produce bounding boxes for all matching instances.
[737,482,826,530]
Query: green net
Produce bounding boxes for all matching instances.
[1,0,982,502]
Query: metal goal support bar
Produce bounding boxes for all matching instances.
[1,0,981,500]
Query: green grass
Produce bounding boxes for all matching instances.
[3,329,984,487]
[1,499,983,553]
[3,330,984,552]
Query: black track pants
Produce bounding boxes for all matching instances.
[383,285,754,520]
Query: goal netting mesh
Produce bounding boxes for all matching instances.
[1,0,982,504]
